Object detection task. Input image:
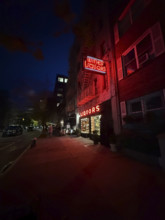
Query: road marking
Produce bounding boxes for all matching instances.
[0,143,15,151]
[8,146,17,152]
[0,161,14,175]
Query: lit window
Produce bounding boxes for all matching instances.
[123,49,137,75]
[57,103,60,107]
[58,77,64,82]
[64,78,68,83]
[57,93,63,97]
[81,118,89,134]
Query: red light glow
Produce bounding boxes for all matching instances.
[80,105,100,117]
[84,56,106,74]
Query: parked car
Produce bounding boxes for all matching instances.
[2,125,23,137]
[27,126,34,132]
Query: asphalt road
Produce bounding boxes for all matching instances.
[0,130,41,175]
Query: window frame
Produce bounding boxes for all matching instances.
[126,91,165,117]
[122,28,155,76]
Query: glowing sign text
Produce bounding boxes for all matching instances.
[80,105,100,117]
[84,56,106,74]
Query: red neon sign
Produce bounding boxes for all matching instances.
[80,105,100,117]
[84,56,106,74]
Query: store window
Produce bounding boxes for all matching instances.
[91,115,101,135]
[81,118,89,134]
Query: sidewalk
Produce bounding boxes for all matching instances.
[0,135,165,220]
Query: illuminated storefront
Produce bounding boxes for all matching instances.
[91,115,101,135]
[81,118,90,134]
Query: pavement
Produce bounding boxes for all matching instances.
[0,135,165,220]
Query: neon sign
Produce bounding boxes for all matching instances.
[84,56,106,74]
[80,105,100,117]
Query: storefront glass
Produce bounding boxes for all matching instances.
[91,115,101,135]
[81,118,89,134]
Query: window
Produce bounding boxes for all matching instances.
[58,88,63,92]
[126,91,165,116]
[94,78,98,95]
[127,98,142,114]
[64,78,68,83]
[81,118,89,134]
[57,103,60,107]
[137,34,153,67]
[121,23,165,77]
[145,95,164,110]
[100,41,106,57]
[118,0,151,38]
[57,93,63,97]
[123,49,137,75]
[58,77,63,82]
[91,115,101,135]
[131,101,142,112]
[118,11,132,37]
[131,0,148,22]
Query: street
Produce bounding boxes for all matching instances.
[0,135,165,220]
[0,130,41,175]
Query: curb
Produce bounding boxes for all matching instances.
[0,134,40,177]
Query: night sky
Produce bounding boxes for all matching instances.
[0,0,83,106]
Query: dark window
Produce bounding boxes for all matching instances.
[131,0,146,21]
[131,101,142,112]
[100,41,106,57]
[94,78,98,95]
[118,0,149,38]
[136,34,153,67]
[123,49,137,75]
[118,12,131,37]
[146,96,163,110]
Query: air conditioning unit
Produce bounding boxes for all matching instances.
[138,53,149,67]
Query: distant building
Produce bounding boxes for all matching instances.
[54,74,68,107]
[53,74,68,127]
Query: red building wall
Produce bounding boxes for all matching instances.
[119,53,165,101]
[115,0,165,102]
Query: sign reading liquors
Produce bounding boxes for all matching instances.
[84,56,106,74]
[80,105,100,117]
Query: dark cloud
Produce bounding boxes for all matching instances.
[33,48,44,60]
[0,32,44,60]
[54,0,75,24]
[0,33,29,52]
